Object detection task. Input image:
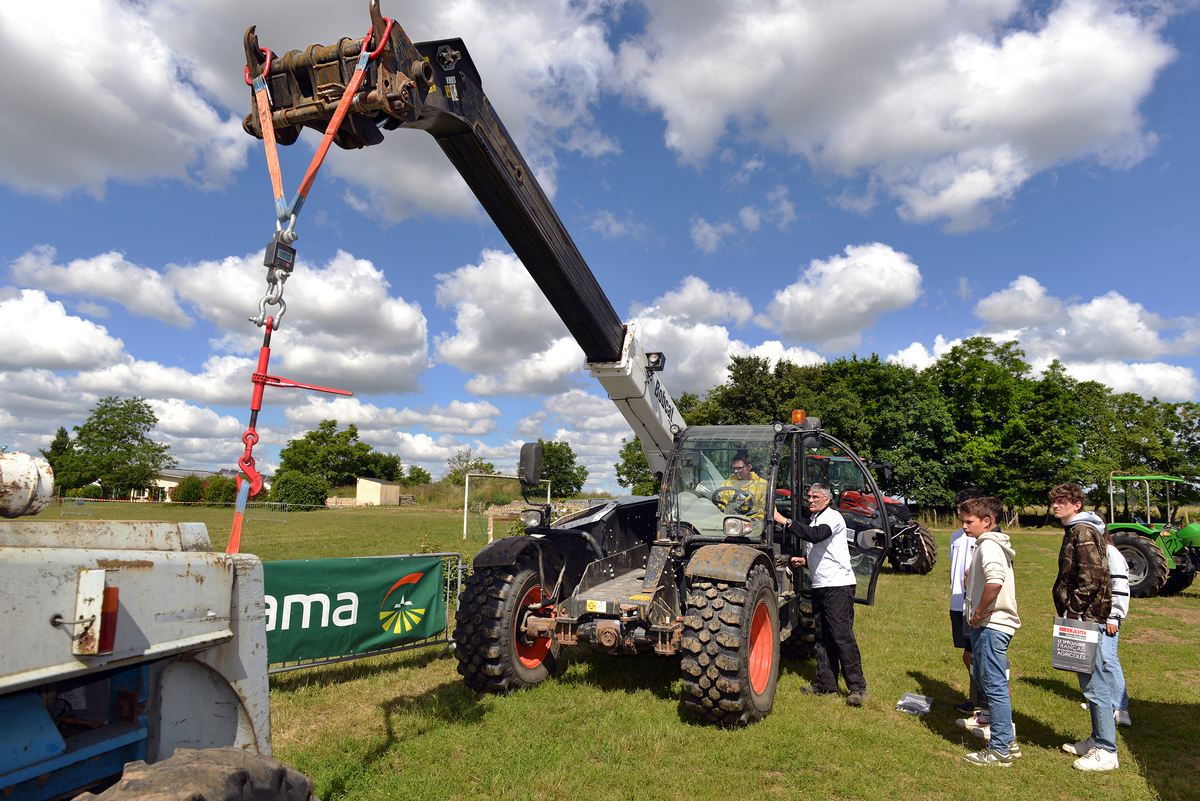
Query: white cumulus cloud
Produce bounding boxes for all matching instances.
[0,1,247,197]
[616,0,1176,229]
[435,250,586,395]
[9,246,191,325]
[690,217,738,254]
[974,276,1198,363]
[758,243,923,351]
[0,291,126,370]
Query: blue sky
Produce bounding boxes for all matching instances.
[2,0,1198,494]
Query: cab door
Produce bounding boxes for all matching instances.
[799,435,889,606]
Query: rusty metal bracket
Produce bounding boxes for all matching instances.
[241,0,427,150]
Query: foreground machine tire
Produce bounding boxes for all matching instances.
[74,748,316,801]
[681,564,780,726]
[888,524,937,575]
[1113,532,1169,597]
[454,557,560,692]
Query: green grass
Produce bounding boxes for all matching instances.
[17,506,1200,800]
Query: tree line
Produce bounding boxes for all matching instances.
[38,399,591,505]
[40,397,176,498]
[615,337,1200,517]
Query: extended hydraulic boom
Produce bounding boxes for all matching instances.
[242,0,679,473]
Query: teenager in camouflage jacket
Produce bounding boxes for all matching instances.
[1052,509,1111,623]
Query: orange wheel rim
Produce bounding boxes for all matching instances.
[516,585,551,667]
[749,599,773,694]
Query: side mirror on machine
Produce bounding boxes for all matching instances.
[518,442,550,528]
[867,460,894,483]
[519,442,543,487]
[800,416,821,450]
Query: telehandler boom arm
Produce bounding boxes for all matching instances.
[243,1,681,473]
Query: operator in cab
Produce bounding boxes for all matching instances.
[717,450,769,520]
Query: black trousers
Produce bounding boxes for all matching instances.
[813,584,866,693]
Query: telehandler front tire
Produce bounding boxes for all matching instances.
[453,556,559,692]
[888,524,937,575]
[781,595,814,660]
[681,564,779,726]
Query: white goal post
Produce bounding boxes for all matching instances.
[461,472,551,540]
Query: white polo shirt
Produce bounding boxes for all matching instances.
[807,505,855,589]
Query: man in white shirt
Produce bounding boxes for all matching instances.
[786,483,867,706]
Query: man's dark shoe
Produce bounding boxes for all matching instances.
[800,685,838,695]
[953,700,975,714]
[846,690,869,707]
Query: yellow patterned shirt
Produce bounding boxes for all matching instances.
[719,470,770,519]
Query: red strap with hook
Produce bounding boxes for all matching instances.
[235,317,352,498]
[245,46,288,222]
[228,317,351,554]
[293,19,393,206]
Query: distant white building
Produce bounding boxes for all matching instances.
[357,476,401,506]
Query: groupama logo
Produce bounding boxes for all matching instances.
[379,571,427,635]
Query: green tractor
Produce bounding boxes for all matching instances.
[1108,473,1200,597]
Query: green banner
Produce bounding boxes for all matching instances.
[263,556,446,664]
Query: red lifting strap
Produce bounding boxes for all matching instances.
[228,317,351,554]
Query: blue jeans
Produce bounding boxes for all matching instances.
[1078,629,1118,753]
[969,627,1013,755]
[1101,622,1128,713]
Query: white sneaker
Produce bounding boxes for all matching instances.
[1115,709,1132,728]
[956,711,991,732]
[1074,747,1119,772]
[1062,736,1096,756]
[971,721,1017,746]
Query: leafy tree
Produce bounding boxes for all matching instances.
[404,465,433,486]
[929,338,1034,502]
[173,475,206,503]
[360,451,403,482]
[614,437,658,496]
[270,471,330,508]
[1075,380,1122,511]
[39,427,93,492]
[39,426,72,471]
[73,396,176,498]
[442,448,496,485]
[203,476,238,505]
[278,420,373,487]
[1008,361,1084,510]
[538,440,589,497]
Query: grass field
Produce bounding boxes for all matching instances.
[22,503,1200,800]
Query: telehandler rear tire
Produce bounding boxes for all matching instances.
[681,564,779,726]
[74,748,316,801]
[453,556,560,692]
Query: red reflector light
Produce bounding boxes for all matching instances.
[98,587,118,653]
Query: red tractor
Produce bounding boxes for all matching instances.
[805,454,936,575]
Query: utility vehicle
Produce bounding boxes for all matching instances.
[1108,472,1200,597]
